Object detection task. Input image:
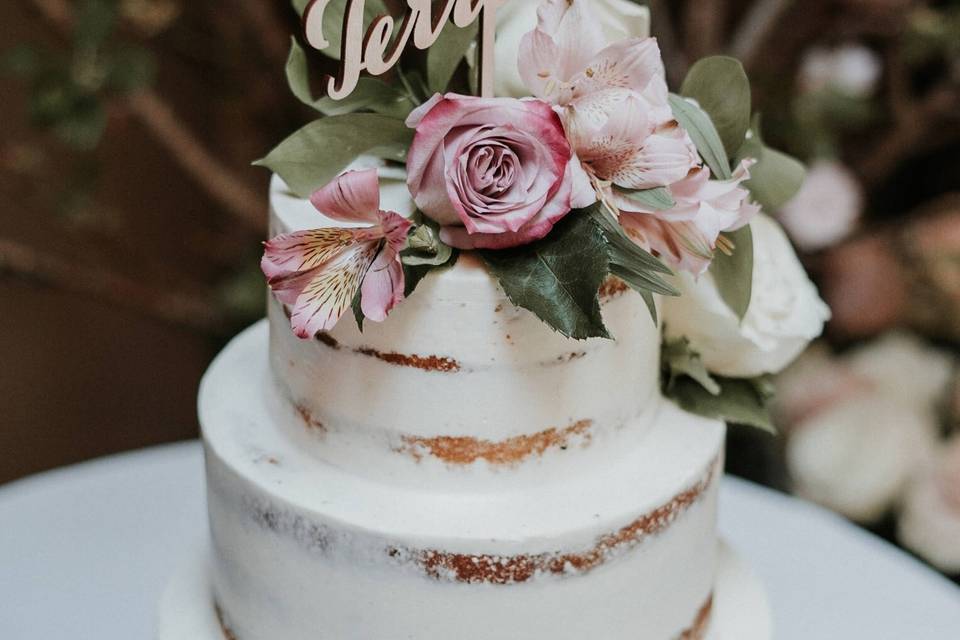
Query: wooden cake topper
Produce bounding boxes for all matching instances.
[303,0,503,99]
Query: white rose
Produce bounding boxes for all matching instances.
[787,394,938,523]
[799,44,883,98]
[662,214,831,377]
[778,160,863,252]
[898,436,960,573]
[493,0,650,98]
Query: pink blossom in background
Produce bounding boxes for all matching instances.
[778,160,863,252]
[262,169,412,337]
[899,436,960,573]
[619,160,760,275]
[405,93,593,250]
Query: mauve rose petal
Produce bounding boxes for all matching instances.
[406,94,578,248]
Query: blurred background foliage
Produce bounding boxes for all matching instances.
[0,0,958,578]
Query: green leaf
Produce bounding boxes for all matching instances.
[291,0,310,15]
[480,210,611,340]
[585,202,677,325]
[668,93,731,180]
[587,205,673,276]
[309,0,390,60]
[351,288,365,332]
[401,217,454,267]
[427,19,479,93]
[710,225,753,320]
[661,336,721,395]
[403,250,459,297]
[735,115,806,211]
[315,78,413,118]
[614,185,676,211]
[666,374,777,433]
[53,99,107,150]
[285,38,413,118]
[254,114,413,197]
[680,56,752,157]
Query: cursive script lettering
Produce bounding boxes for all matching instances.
[303,0,502,100]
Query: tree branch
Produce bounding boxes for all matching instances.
[730,0,795,69]
[0,237,227,333]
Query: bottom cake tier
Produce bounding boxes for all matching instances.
[157,541,771,640]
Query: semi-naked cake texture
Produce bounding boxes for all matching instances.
[157,162,771,639]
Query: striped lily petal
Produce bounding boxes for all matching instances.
[288,241,382,338]
[263,170,414,338]
[261,228,374,281]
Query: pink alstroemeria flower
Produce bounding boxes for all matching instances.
[619,160,761,275]
[518,0,699,191]
[261,169,412,338]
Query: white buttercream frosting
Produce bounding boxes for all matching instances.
[199,322,727,640]
[159,165,772,640]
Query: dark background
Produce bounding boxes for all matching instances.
[1,0,958,575]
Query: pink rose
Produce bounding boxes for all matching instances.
[405,93,594,250]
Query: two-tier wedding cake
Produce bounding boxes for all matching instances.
[157,0,830,637]
[158,166,771,640]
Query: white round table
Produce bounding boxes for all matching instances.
[1,442,958,639]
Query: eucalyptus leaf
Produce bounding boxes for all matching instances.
[614,186,676,211]
[681,56,752,157]
[666,374,777,433]
[710,225,754,320]
[481,211,611,340]
[254,114,413,197]
[735,116,806,212]
[286,39,413,118]
[315,79,413,118]
[427,19,479,93]
[668,93,731,180]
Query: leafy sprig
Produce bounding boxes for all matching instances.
[480,204,676,340]
[661,336,776,433]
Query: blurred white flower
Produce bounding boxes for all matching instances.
[799,44,883,98]
[846,332,955,408]
[787,394,938,523]
[663,214,831,377]
[778,160,863,252]
[899,436,960,573]
[493,0,650,98]
[774,343,871,428]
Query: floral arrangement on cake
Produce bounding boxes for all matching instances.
[256,0,829,431]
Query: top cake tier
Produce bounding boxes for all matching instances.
[267,162,664,488]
